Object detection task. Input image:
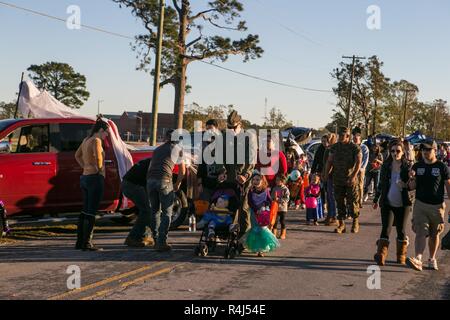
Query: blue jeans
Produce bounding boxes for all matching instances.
[326,176,337,218]
[122,180,151,240]
[80,174,104,217]
[364,170,380,195]
[147,179,174,245]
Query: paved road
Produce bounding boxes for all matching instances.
[0,204,449,300]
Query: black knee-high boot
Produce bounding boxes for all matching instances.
[82,215,102,251]
[75,213,85,250]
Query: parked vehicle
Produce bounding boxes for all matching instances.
[303,139,321,164]
[0,118,190,229]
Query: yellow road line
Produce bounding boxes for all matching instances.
[47,261,165,300]
[80,289,113,301]
[79,264,183,300]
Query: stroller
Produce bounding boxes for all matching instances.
[194,184,241,259]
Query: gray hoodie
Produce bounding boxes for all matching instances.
[271,184,290,212]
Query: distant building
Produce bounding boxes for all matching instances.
[103,111,175,142]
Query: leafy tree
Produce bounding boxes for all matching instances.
[27,62,90,109]
[113,0,263,128]
[263,107,293,129]
[0,101,16,119]
[183,103,234,131]
[381,80,418,137]
[366,56,390,135]
[331,61,364,131]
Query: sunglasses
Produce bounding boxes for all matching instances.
[390,149,402,154]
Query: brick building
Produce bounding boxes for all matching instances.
[104,111,175,142]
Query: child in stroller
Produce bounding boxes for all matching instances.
[195,169,241,258]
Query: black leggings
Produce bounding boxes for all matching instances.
[273,211,287,229]
[380,204,411,241]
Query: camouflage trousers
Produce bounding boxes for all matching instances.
[333,183,360,220]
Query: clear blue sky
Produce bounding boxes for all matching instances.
[1,0,449,128]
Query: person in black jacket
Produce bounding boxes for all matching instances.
[311,135,329,175]
[311,135,329,218]
[123,158,153,248]
[372,139,414,266]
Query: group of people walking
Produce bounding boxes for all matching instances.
[312,127,450,271]
[74,114,450,271]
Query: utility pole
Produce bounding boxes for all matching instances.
[433,100,447,140]
[401,88,416,138]
[150,0,165,146]
[264,97,268,122]
[342,55,366,128]
[97,100,104,116]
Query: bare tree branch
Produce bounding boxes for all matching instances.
[172,0,181,14]
[186,36,202,48]
[189,8,218,22]
[160,77,176,88]
[205,17,241,31]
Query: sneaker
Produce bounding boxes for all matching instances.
[257,252,265,257]
[155,242,172,252]
[294,205,300,211]
[363,194,369,202]
[406,257,423,271]
[313,221,319,226]
[301,204,306,210]
[82,244,104,252]
[428,259,439,271]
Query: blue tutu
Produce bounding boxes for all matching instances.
[240,208,280,253]
[240,225,280,253]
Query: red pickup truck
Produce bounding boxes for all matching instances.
[0,118,190,231]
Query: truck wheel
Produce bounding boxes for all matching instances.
[170,190,188,230]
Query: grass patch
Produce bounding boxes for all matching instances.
[1,223,131,243]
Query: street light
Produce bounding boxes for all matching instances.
[97,100,104,116]
[136,116,143,142]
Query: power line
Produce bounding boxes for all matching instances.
[0,1,134,40]
[253,0,351,55]
[0,0,332,94]
[253,0,323,47]
[199,61,332,93]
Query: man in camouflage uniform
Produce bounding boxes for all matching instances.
[222,111,255,238]
[324,127,362,233]
[352,127,369,208]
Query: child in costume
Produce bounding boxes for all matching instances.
[305,173,324,225]
[287,170,305,210]
[197,168,239,240]
[270,174,290,239]
[240,171,280,257]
